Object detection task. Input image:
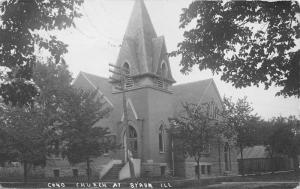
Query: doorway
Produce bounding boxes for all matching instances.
[124,125,138,161]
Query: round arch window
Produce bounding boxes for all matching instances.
[224,143,231,171]
[159,125,165,152]
[124,126,138,157]
[123,62,130,74]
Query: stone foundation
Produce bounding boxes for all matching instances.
[141,162,169,177]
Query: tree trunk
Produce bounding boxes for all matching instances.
[87,158,90,182]
[240,146,245,176]
[196,161,200,180]
[23,161,28,183]
[270,153,275,174]
[292,155,299,172]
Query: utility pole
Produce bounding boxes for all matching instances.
[109,63,135,178]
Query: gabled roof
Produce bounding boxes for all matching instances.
[171,79,223,115]
[172,78,213,103]
[72,71,114,107]
[237,146,269,159]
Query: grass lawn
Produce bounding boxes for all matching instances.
[199,183,299,189]
[243,171,300,182]
[184,171,300,189]
[0,171,299,188]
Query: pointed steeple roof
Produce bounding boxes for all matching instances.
[124,0,157,40]
[115,0,175,83]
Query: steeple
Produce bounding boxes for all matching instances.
[113,0,175,90]
[124,0,157,40]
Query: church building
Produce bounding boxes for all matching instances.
[45,0,238,180]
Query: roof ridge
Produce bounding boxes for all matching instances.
[172,78,213,87]
[80,71,108,80]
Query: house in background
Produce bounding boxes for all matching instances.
[45,0,238,180]
[237,145,293,174]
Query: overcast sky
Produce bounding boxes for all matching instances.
[56,0,299,120]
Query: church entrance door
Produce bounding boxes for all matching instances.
[124,126,138,161]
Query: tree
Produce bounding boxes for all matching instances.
[0,60,74,182]
[169,102,218,180]
[172,1,300,97]
[0,106,47,183]
[0,0,83,106]
[32,61,73,128]
[265,116,300,172]
[61,89,115,181]
[222,96,258,176]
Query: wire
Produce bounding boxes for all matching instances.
[81,2,122,47]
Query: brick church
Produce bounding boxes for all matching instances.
[46,0,238,179]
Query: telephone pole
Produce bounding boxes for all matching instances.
[109,63,135,178]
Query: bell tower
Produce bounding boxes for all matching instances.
[112,0,175,92]
[110,0,176,173]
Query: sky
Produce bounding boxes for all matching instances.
[55,0,299,120]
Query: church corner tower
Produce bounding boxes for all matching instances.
[109,0,176,178]
[112,0,175,92]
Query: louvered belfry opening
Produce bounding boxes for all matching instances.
[123,62,134,89]
[112,0,175,92]
[125,75,134,88]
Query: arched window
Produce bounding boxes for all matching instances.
[206,101,218,119]
[129,126,137,138]
[224,143,231,171]
[123,62,130,74]
[161,62,167,78]
[159,125,165,152]
[127,126,137,157]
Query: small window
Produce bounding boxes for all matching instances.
[123,62,130,74]
[73,169,78,177]
[54,140,59,157]
[159,125,165,152]
[206,103,210,117]
[202,144,210,154]
[201,165,206,174]
[207,165,211,175]
[214,107,218,119]
[160,166,166,177]
[104,148,109,154]
[86,168,91,176]
[53,169,60,178]
[195,165,199,175]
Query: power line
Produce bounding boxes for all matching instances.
[81,3,122,47]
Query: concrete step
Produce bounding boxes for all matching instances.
[102,163,124,181]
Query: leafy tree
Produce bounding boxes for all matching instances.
[61,89,115,181]
[32,61,73,128]
[169,102,218,180]
[265,116,300,172]
[0,0,83,106]
[0,60,73,182]
[172,1,300,97]
[0,106,47,183]
[222,96,258,175]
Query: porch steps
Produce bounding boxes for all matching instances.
[102,163,124,181]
